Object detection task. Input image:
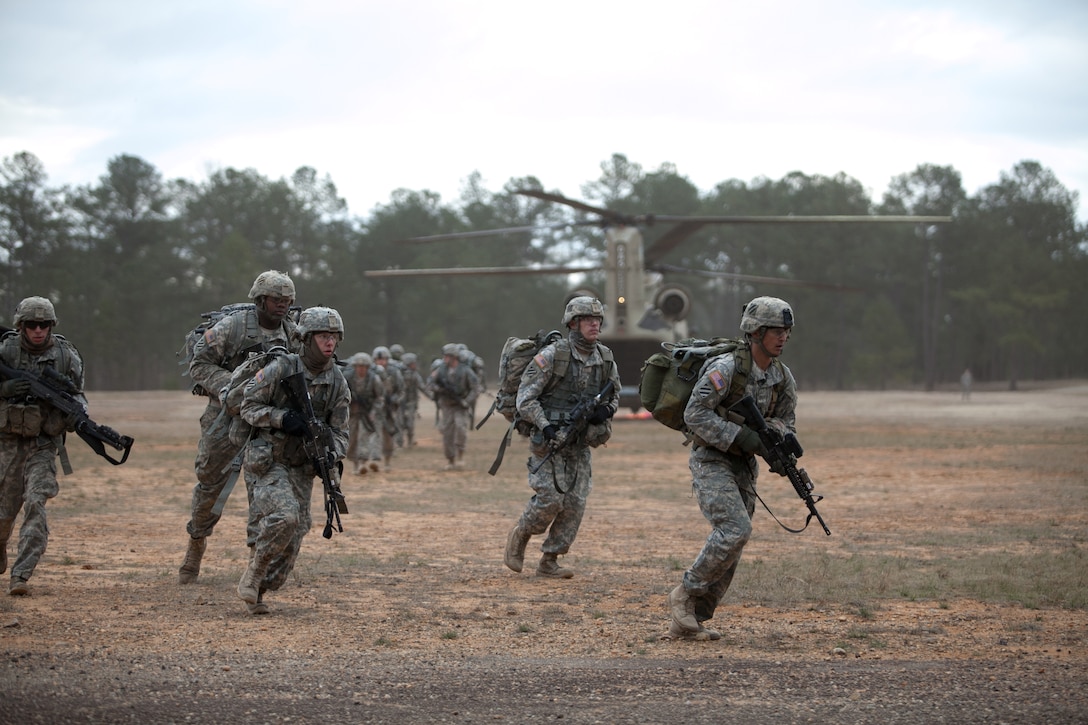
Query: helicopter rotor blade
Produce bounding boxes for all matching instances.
[650,263,866,293]
[396,219,601,243]
[364,265,600,279]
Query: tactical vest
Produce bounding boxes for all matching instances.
[0,331,81,438]
[538,341,614,426]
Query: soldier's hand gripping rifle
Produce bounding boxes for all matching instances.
[730,394,831,536]
[280,371,348,539]
[0,359,134,465]
[529,379,616,476]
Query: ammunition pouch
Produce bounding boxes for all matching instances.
[0,402,44,437]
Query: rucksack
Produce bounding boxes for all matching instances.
[221,346,291,446]
[176,303,257,391]
[639,337,763,431]
[476,329,566,430]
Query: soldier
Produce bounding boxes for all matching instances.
[456,344,487,427]
[372,346,403,470]
[344,352,384,475]
[0,297,85,596]
[178,270,299,585]
[503,297,621,579]
[388,344,410,447]
[400,352,426,447]
[427,343,479,470]
[236,307,350,615]
[665,296,798,641]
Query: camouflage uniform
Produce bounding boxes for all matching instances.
[668,296,797,640]
[344,353,384,474]
[506,300,621,578]
[427,344,479,469]
[186,308,297,542]
[237,311,350,613]
[399,353,426,447]
[0,297,85,595]
[373,347,404,469]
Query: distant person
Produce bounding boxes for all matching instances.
[344,353,384,475]
[399,352,426,447]
[178,271,299,585]
[372,346,404,470]
[961,368,973,401]
[427,343,479,470]
[236,307,350,615]
[665,296,798,640]
[0,297,85,596]
[503,296,621,579]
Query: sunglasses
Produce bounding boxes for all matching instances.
[22,321,53,330]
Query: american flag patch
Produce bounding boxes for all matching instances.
[534,353,549,369]
[203,328,218,344]
[254,368,265,384]
[708,369,727,392]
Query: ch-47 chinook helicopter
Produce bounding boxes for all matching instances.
[364,188,951,411]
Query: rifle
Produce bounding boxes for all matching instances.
[0,359,134,466]
[730,394,830,535]
[279,371,348,539]
[530,379,615,478]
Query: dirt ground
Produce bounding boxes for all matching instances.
[1,383,1086,724]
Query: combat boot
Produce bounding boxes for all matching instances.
[662,619,721,641]
[178,536,207,584]
[246,588,269,615]
[9,576,29,596]
[536,553,574,579]
[504,525,531,572]
[668,585,700,633]
[237,555,267,605]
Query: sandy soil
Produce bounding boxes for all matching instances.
[0,383,1086,723]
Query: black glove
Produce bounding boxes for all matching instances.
[0,379,31,398]
[733,426,764,455]
[281,410,308,436]
[542,425,558,442]
[587,404,612,425]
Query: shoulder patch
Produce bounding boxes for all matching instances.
[708,369,728,392]
[254,368,266,385]
[204,328,218,345]
[533,353,549,370]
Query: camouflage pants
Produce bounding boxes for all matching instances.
[243,438,314,593]
[0,435,59,581]
[437,403,471,462]
[517,443,593,556]
[681,450,757,622]
[186,403,256,544]
[402,399,419,445]
[346,412,380,465]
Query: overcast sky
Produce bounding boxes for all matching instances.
[2,0,1086,222]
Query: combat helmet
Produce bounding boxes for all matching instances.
[562,296,605,326]
[372,345,391,360]
[349,352,374,367]
[14,296,57,327]
[296,306,344,340]
[739,296,795,334]
[248,270,296,301]
[389,343,405,360]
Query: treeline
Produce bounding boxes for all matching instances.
[0,151,1084,392]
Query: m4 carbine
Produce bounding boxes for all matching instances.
[730,394,830,536]
[0,359,134,466]
[280,371,348,539]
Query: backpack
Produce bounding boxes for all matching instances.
[176,303,256,391]
[639,337,764,431]
[476,329,566,430]
[221,346,291,446]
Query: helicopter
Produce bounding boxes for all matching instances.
[364,188,952,411]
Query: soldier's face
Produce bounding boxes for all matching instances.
[21,320,53,346]
[313,332,338,358]
[577,316,602,343]
[260,295,293,323]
